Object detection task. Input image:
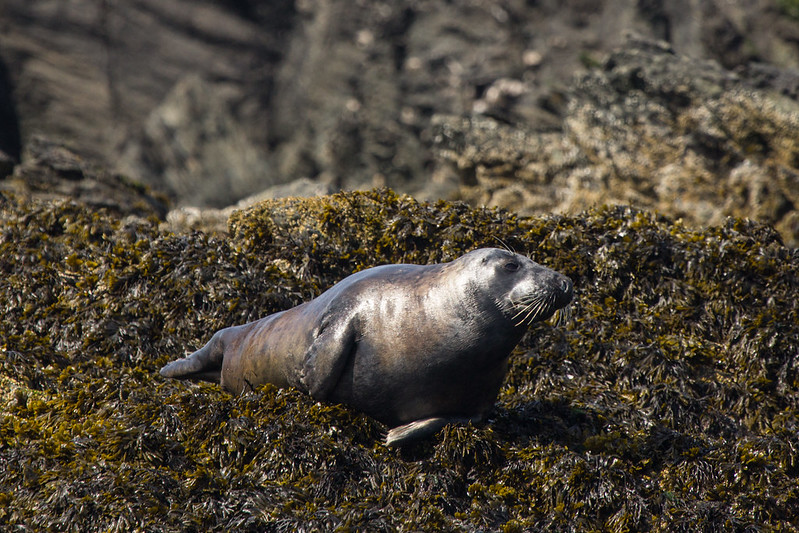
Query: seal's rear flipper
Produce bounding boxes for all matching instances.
[159,361,221,382]
[385,416,482,446]
[160,331,226,383]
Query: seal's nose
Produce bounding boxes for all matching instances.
[559,277,574,304]
[560,278,572,293]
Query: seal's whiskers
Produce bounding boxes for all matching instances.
[510,293,544,327]
[508,288,569,327]
[529,291,556,326]
[550,302,572,327]
[510,295,540,322]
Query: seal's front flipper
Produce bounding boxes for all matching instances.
[385,416,483,446]
[300,315,357,400]
[160,329,226,383]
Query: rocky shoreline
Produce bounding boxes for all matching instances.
[2,2,799,529]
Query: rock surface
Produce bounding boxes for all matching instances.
[3,0,799,218]
[0,0,289,170]
[118,75,276,208]
[0,136,168,219]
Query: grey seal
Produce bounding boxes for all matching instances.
[160,248,573,445]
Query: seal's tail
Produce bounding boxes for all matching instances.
[160,331,225,383]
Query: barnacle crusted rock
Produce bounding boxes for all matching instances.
[1,189,797,531]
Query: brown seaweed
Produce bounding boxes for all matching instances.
[1,189,797,531]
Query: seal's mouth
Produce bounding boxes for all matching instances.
[548,301,572,327]
[507,292,569,327]
[506,278,573,327]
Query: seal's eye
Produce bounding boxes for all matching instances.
[504,261,520,272]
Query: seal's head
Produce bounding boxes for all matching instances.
[461,248,573,327]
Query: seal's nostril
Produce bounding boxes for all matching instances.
[560,279,571,292]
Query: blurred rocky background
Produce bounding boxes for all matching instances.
[2,0,799,244]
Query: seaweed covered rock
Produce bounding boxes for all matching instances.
[1,189,798,531]
[228,188,527,290]
[434,35,799,247]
